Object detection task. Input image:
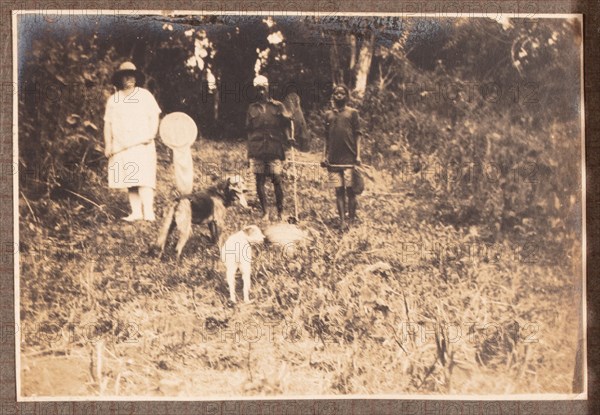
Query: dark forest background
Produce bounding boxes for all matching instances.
[18,14,582,245]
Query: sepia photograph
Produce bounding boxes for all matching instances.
[14,10,585,400]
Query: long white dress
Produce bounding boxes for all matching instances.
[104,88,161,189]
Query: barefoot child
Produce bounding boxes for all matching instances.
[322,85,362,228]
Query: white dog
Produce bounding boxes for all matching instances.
[220,225,265,304]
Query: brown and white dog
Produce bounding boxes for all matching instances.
[220,225,265,304]
[155,176,248,260]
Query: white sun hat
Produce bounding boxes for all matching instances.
[253,75,269,88]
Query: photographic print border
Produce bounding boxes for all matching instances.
[3,0,596,413]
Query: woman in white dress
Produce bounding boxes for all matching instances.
[103,62,161,221]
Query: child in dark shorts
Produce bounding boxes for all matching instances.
[322,85,361,228]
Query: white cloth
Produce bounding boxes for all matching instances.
[173,146,194,195]
[104,87,161,189]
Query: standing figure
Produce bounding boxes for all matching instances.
[323,85,362,228]
[104,62,162,221]
[246,75,294,221]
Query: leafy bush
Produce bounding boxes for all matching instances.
[19,30,118,223]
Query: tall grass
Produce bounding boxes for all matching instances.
[19,140,580,397]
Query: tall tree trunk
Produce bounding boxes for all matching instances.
[348,34,357,71]
[329,35,344,86]
[347,34,357,88]
[354,31,375,99]
[213,86,219,122]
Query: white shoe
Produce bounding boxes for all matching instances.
[122,214,143,222]
[144,214,156,222]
